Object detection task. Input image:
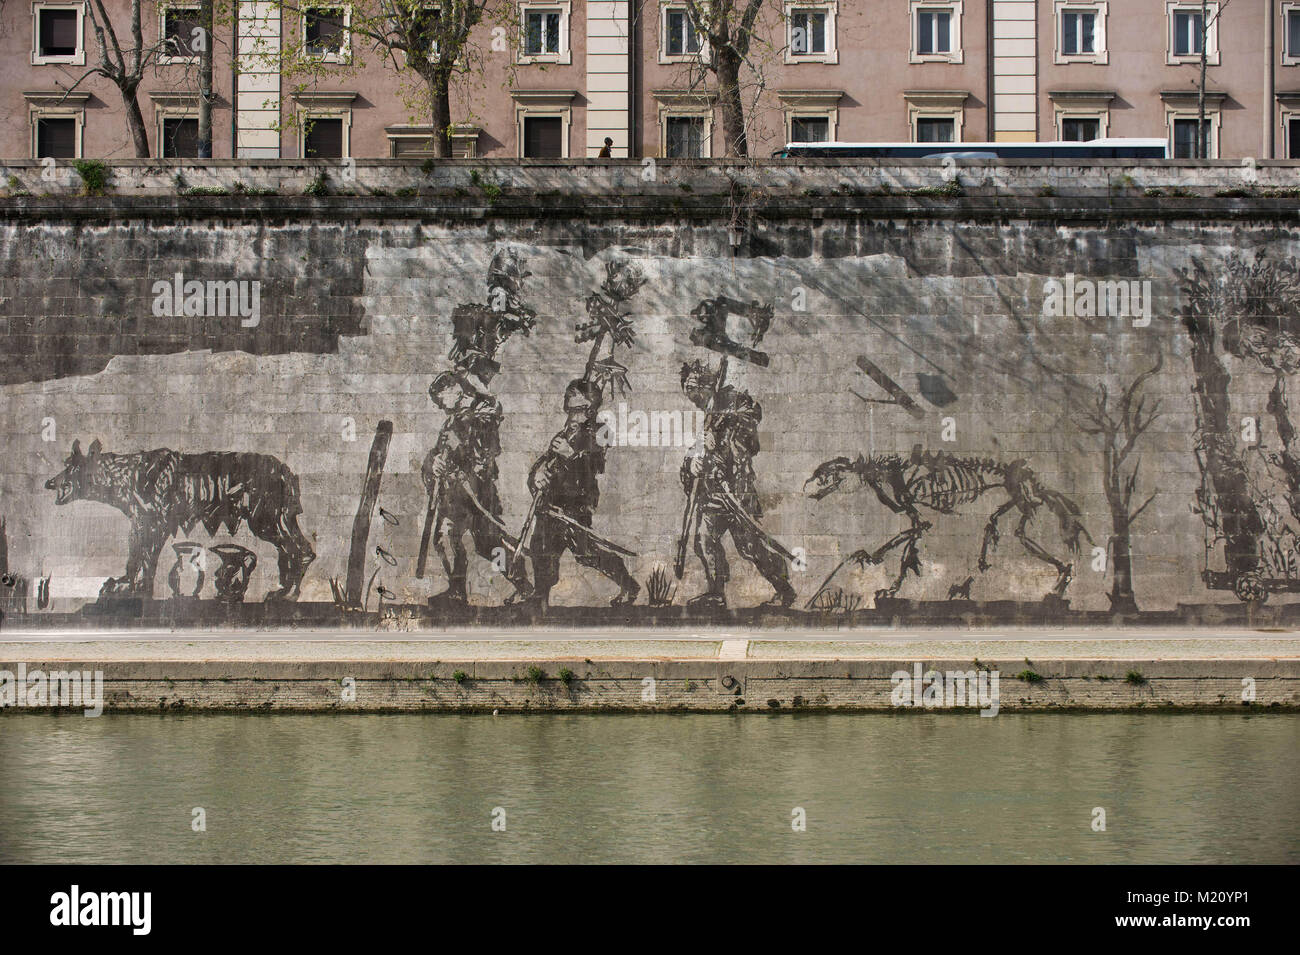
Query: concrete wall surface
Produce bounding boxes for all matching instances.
[4,168,1300,631]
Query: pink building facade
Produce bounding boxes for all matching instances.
[3,1,1299,160]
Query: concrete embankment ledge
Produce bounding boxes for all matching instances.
[1,630,1298,713]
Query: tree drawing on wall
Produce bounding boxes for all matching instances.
[1180,253,1300,600]
[1075,353,1163,613]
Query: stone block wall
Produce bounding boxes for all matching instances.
[3,172,1300,629]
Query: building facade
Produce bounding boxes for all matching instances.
[3,0,1300,160]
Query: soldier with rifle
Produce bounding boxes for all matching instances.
[419,370,532,608]
[510,378,640,608]
[677,359,796,612]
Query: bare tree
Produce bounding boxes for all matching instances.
[74,0,164,156]
[1076,354,1164,613]
[1194,0,1231,158]
[269,0,505,157]
[680,0,770,157]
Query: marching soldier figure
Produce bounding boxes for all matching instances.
[449,248,537,383]
[679,360,796,611]
[514,379,640,608]
[421,371,532,607]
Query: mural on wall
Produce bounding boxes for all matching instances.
[510,259,648,610]
[803,449,1090,607]
[1183,253,1300,605]
[43,439,315,603]
[5,218,1300,629]
[674,297,796,612]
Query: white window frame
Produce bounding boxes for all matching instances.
[1055,111,1106,141]
[1053,1,1108,65]
[25,91,87,158]
[517,1,571,65]
[777,90,841,144]
[904,90,967,141]
[1282,2,1300,66]
[401,5,443,65]
[1049,90,1112,140]
[909,0,963,64]
[784,2,838,65]
[298,112,352,158]
[292,91,356,158]
[1166,1,1218,66]
[662,114,709,158]
[659,3,708,64]
[158,4,202,65]
[31,2,86,66]
[1284,112,1300,159]
[652,90,714,158]
[150,92,200,157]
[302,5,351,64]
[1166,107,1220,158]
[512,89,575,158]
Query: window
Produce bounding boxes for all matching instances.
[1054,3,1108,63]
[525,10,559,53]
[1283,4,1300,65]
[162,118,199,157]
[778,90,841,145]
[1290,117,1300,159]
[916,117,955,143]
[665,8,699,56]
[1062,11,1093,54]
[910,1,962,63]
[917,10,950,54]
[1173,11,1201,55]
[653,90,714,157]
[161,5,201,60]
[523,116,562,157]
[304,7,348,60]
[790,10,825,55]
[782,3,837,63]
[1167,2,1218,64]
[36,117,76,158]
[518,2,570,63]
[1050,90,1112,140]
[1173,118,1210,158]
[790,116,829,142]
[1163,90,1220,157]
[304,117,344,157]
[1061,117,1100,141]
[32,4,84,65]
[409,6,441,60]
[512,89,574,157]
[905,89,967,140]
[665,116,705,157]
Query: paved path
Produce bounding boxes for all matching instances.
[2,628,1297,662]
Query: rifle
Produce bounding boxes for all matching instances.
[511,486,543,568]
[416,407,462,579]
[414,476,442,580]
[674,355,729,579]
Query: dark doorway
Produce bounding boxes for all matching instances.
[305,118,344,158]
[523,116,563,158]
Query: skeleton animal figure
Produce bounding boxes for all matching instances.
[803,447,1091,604]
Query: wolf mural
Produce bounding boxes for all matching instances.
[45,439,314,601]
